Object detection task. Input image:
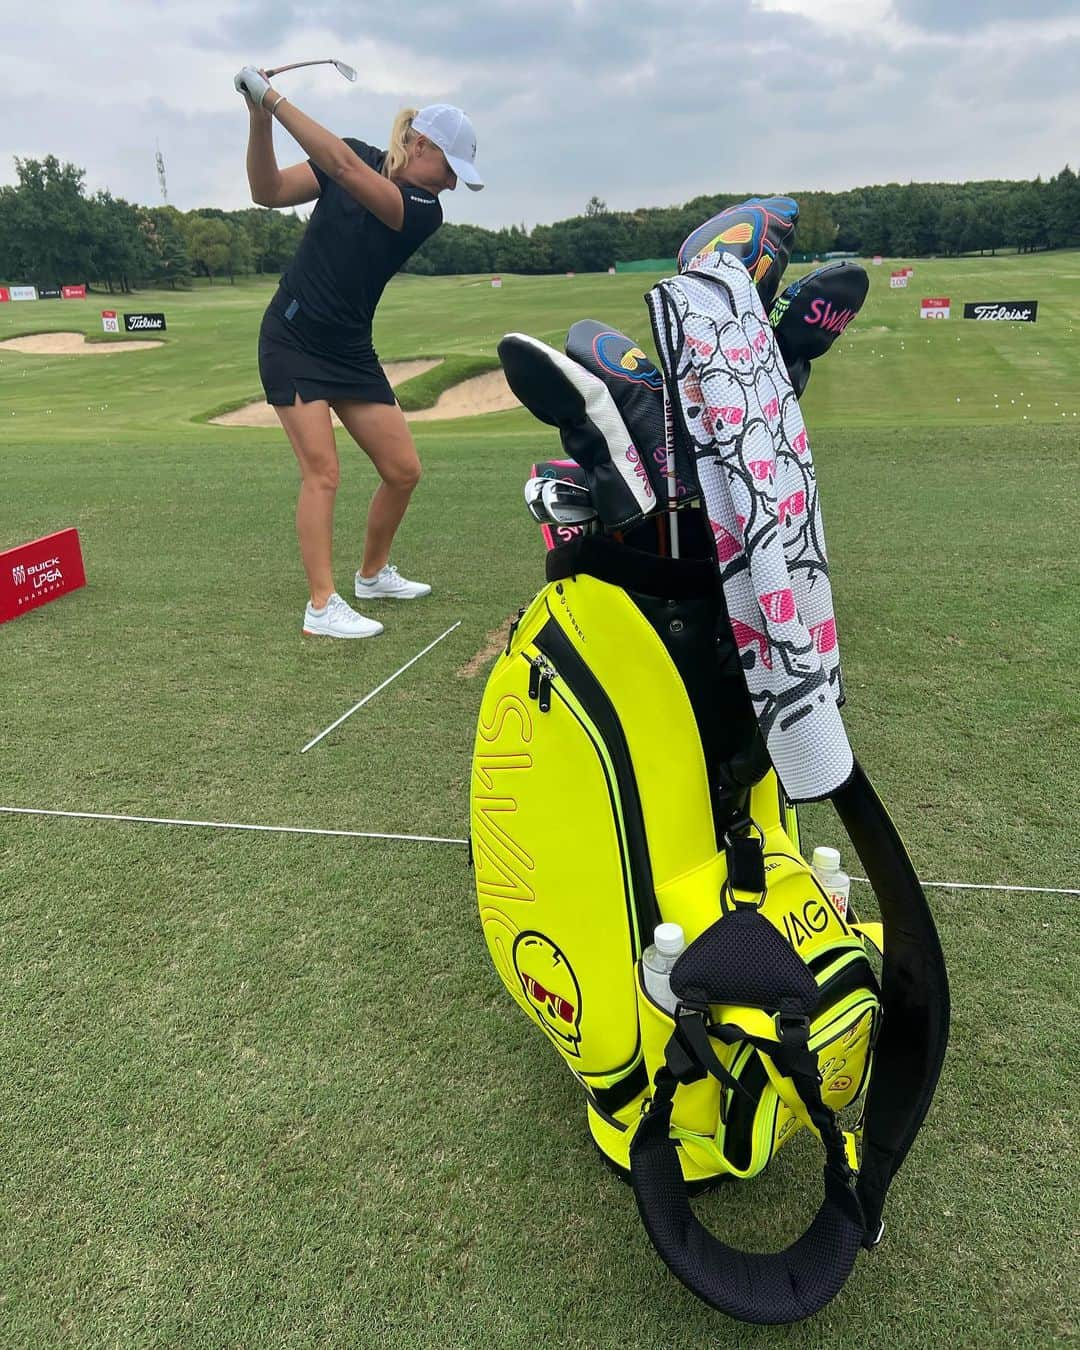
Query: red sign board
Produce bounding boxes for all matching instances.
[62,284,87,299]
[0,286,9,302]
[0,529,86,624]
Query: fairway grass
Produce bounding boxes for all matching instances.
[1,254,1077,1347]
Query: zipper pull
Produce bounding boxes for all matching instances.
[505,606,526,655]
[528,657,541,700]
[538,666,554,713]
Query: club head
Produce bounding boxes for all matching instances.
[523,476,597,526]
[542,478,597,524]
[334,60,357,81]
[524,477,550,523]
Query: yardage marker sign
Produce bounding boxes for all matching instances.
[0,528,86,624]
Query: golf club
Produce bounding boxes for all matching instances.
[264,58,357,82]
[541,477,597,524]
[524,476,597,526]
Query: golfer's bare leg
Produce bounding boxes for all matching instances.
[274,396,339,607]
[331,399,422,576]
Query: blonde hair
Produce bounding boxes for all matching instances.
[383,107,419,179]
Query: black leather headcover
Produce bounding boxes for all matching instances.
[498,332,656,531]
[564,320,669,503]
[769,261,870,397]
[529,459,589,491]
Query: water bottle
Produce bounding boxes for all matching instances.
[812,846,851,921]
[642,922,686,1014]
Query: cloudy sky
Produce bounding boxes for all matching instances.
[2,0,1077,229]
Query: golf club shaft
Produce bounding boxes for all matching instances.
[265,59,340,78]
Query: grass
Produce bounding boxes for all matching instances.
[1,253,1078,1347]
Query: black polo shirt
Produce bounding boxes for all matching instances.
[280,138,442,338]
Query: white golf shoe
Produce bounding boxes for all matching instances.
[354,564,432,600]
[303,592,384,639]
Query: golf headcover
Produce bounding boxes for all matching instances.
[563,320,671,504]
[769,261,870,397]
[527,460,592,551]
[646,249,853,801]
[529,459,589,492]
[677,197,799,310]
[498,333,656,531]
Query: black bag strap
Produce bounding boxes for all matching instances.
[629,760,950,1322]
[630,1024,865,1325]
[833,758,951,1240]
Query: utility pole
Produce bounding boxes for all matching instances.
[155,142,168,204]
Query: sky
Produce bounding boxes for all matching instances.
[1,0,1077,230]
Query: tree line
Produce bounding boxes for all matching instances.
[0,156,307,293]
[1,154,1077,293]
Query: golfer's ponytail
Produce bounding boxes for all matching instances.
[383,107,419,179]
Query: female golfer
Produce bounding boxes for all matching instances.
[236,65,484,638]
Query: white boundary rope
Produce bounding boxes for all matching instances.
[1,806,1075,892]
[0,806,466,846]
[851,875,1078,896]
[300,620,462,753]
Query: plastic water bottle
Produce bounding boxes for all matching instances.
[812,846,851,921]
[642,922,686,1014]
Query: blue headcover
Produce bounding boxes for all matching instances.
[678,197,799,309]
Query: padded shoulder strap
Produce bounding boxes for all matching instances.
[629,762,950,1322]
[833,758,951,1239]
[631,1045,865,1324]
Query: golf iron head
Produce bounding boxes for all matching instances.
[524,475,597,526]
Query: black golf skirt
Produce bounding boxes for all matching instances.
[257,290,396,407]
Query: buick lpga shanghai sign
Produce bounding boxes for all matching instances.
[123,312,167,332]
[0,528,86,625]
[963,300,1038,323]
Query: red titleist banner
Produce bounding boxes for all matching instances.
[62,284,87,299]
[0,286,9,302]
[0,528,86,624]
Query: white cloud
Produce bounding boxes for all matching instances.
[753,0,897,36]
[0,0,1075,229]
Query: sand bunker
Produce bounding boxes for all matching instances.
[211,362,521,426]
[405,370,520,422]
[211,359,443,427]
[0,331,163,354]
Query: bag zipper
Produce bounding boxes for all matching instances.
[531,617,660,945]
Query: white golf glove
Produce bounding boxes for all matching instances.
[234,65,271,106]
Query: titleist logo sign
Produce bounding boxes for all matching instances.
[963,301,1038,323]
[123,312,167,331]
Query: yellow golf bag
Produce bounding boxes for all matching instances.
[470,533,950,1325]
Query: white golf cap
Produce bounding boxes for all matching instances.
[412,104,484,191]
